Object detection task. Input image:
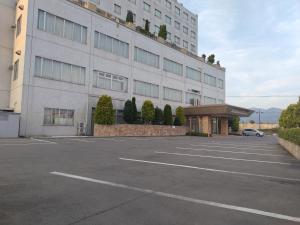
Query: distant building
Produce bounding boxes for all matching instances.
[0,0,225,136]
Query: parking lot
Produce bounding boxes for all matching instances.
[0,135,300,225]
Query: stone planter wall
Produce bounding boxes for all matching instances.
[278,137,300,160]
[94,124,187,137]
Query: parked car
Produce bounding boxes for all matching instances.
[242,129,264,137]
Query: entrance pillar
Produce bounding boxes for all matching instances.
[202,116,211,136]
[221,117,229,136]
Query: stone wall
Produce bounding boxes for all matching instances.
[278,137,300,160]
[240,123,279,130]
[94,124,187,137]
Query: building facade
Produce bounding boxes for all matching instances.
[0,0,225,137]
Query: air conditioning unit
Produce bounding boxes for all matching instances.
[82,1,97,11]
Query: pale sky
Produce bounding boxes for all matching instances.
[179,0,300,109]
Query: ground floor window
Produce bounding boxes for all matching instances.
[44,108,74,126]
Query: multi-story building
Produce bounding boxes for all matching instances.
[0,0,225,137]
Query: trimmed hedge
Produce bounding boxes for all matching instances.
[186,132,209,137]
[278,128,300,146]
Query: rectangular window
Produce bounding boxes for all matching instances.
[154,25,160,35]
[94,31,129,58]
[186,92,201,105]
[174,36,180,45]
[13,60,19,81]
[134,80,159,98]
[175,6,180,16]
[163,58,183,76]
[93,70,128,92]
[165,15,171,25]
[114,4,121,15]
[183,12,188,20]
[183,26,188,35]
[167,32,171,41]
[218,79,224,89]
[134,47,159,68]
[183,40,188,49]
[175,21,180,30]
[204,74,217,87]
[204,96,217,105]
[191,17,196,25]
[44,108,74,126]
[191,44,196,53]
[191,31,196,39]
[37,10,87,44]
[16,15,22,37]
[34,56,85,85]
[186,67,201,82]
[166,0,171,9]
[155,9,161,18]
[164,87,182,102]
[143,2,151,12]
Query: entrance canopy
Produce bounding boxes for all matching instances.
[184,104,254,118]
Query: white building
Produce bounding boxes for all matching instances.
[0,0,225,137]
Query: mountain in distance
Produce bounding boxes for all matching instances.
[240,107,282,124]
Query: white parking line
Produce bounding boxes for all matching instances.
[31,138,57,144]
[177,147,287,157]
[69,139,95,143]
[155,151,293,165]
[190,144,278,151]
[50,171,300,223]
[119,158,300,182]
[193,142,278,148]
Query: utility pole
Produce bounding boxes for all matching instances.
[256,109,264,129]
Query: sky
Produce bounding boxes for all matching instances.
[179,0,300,109]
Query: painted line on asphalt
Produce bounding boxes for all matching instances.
[31,138,57,144]
[119,158,300,182]
[69,139,95,143]
[190,144,279,151]
[155,151,293,165]
[177,147,287,157]
[0,142,55,146]
[192,142,278,148]
[50,171,300,223]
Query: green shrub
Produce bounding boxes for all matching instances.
[145,19,150,33]
[164,104,173,125]
[153,107,164,125]
[278,128,300,146]
[123,100,134,124]
[231,116,240,132]
[126,10,134,23]
[158,25,167,40]
[142,100,155,123]
[279,104,300,128]
[186,132,209,137]
[132,97,138,123]
[207,54,215,64]
[173,117,181,126]
[175,106,186,126]
[94,95,115,125]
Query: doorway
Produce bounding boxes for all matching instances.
[212,117,221,135]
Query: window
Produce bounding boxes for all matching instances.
[155,9,161,18]
[114,4,121,15]
[175,6,180,16]
[16,15,22,37]
[191,31,196,39]
[174,36,180,45]
[94,31,129,58]
[163,58,183,76]
[167,32,171,41]
[37,10,87,44]
[165,15,171,25]
[34,56,86,85]
[164,87,182,102]
[134,80,159,98]
[13,60,19,81]
[204,96,217,105]
[191,17,196,25]
[166,0,171,9]
[183,40,188,49]
[218,79,224,89]
[154,25,160,35]
[191,44,196,53]
[128,0,136,4]
[90,0,100,4]
[186,92,201,105]
[186,67,201,82]
[183,12,188,20]
[44,108,74,126]
[93,70,128,92]
[204,74,217,87]
[134,47,159,68]
[143,2,151,12]
[175,21,180,30]
[183,26,188,35]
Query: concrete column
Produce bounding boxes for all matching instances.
[197,117,201,133]
[221,117,229,136]
[202,116,211,136]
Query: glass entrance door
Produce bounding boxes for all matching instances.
[212,117,221,135]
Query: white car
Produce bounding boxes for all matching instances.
[242,129,264,137]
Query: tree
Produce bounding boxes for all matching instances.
[207,54,215,64]
[144,20,150,33]
[132,97,138,123]
[123,100,133,124]
[94,95,115,125]
[202,54,206,61]
[279,103,300,128]
[153,107,164,125]
[142,100,155,123]
[175,106,186,126]
[231,116,240,132]
[158,25,167,40]
[173,117,181,126]
[164,104,173,125]
[126,10,134,23]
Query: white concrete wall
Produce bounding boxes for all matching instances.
[3,0,225,136]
